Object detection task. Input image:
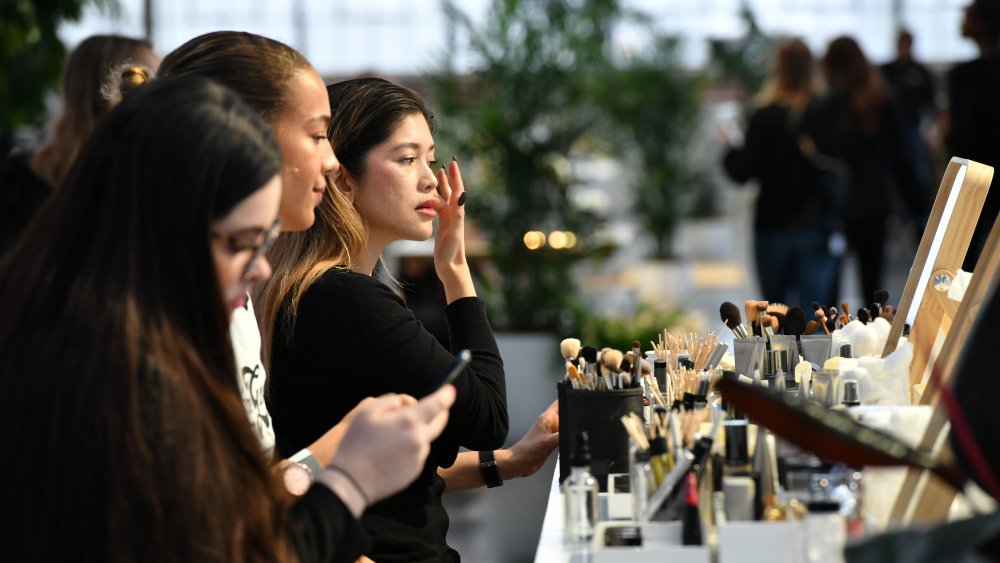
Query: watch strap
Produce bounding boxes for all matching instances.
[290,448,323,480]
[479,450,503,488]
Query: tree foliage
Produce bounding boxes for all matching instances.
[430,0,703,331]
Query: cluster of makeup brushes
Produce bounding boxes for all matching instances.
[559,338,650,391]
[719,290,896,340]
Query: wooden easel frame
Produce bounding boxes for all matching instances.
[882,157,996,524]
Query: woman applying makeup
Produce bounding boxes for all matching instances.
[0,76,454,562]
[154,33,556,511]
[258,78,518,562]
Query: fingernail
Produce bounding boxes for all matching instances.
[451,155,457,162]
[457,193,467,207]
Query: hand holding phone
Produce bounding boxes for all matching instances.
[425,349,471,396]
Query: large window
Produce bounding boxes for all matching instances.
[61,0,976,75]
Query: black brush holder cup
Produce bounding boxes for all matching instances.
[557,381,643,492]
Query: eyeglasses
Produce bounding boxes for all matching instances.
[212,218,283,281]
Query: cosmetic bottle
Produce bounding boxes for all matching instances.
[722,420,756,521]
[681,471,703,545]
[630,448,654,521]
[640,376,653,424]
[648,435,673,486]
[563,431,599,543]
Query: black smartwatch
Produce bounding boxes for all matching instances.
[479,450,503,488]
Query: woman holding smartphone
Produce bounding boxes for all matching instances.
[258,77,517,562]
[0,75,454,562]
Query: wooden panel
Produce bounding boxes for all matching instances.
[888,208,1000,524]
[883,158,993,359]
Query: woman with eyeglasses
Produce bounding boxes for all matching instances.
[0,75,455,562]
[153,33,557,515]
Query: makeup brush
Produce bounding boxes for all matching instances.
[869,303,881,323]
[761,315,776,337]
[766,303,788,334]
[814,308,830,334]
[874,289,889,309]
[811,302,825,313]
[601,349,624,374]
[825,317,837,333]
[838,314,849,327]
[804,320,820,335]
[619,352,634,376]
[784,306,807,337]
[856,308,870,324]
[720,301,748,338]
[715,378,967,492]
[561,338,581,362]
[745,300,768,336]
[840,301,852,322]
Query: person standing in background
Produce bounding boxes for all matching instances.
[723,39,838,310]
[880,29,938,190]
[946,0,1000,271]
[813,36,931,305]
[0,34,158,258]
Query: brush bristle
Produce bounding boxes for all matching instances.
[580,346,598,363]
[720,301,743,327]
[874,289,889,306]
[560,338,581,360]
[804,320,819,335]
[785,307,807,336]
[857,308,870,323]
[601,349,624,372]
[811,301,824,311]
[766,302,789,316]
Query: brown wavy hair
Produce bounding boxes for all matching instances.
[758,38,814,111]
[0,76,293,561]
[253,77,433,369]
[29,34,153,189]
[822,36,888,135]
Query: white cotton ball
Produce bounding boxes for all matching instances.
[870,316,892,354]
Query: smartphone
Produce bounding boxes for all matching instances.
[426,349,471,395]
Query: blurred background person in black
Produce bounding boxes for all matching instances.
[946,0,1000,272]
[723,39,838,310]
[0,34,157,258]
[880,29,938,190]
[813,36,931,306]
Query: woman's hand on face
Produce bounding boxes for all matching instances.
[433,159,476,302]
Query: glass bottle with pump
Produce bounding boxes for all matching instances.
[563,431,599,543]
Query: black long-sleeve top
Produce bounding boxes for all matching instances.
[290,485,370,563]
[268,269,508,563]
[0,151,52,258]
[723,103,832,232]
[808,92,931,222]
[946,57,1000,270]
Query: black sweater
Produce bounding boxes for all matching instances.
[268,269,508,563]
[723,103,832,232]
[0,151,52,258]
[291,485,370,563]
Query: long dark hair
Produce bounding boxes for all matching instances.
[822,36,888,135]
[0,77,290,561]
